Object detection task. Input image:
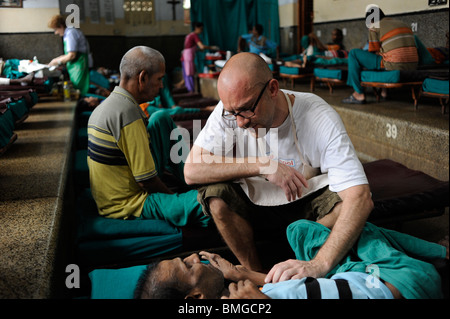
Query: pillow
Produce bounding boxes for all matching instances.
[422,78,449,95]
[88,260,211,299]
[279,66,311,75]
[89,265,147,299]
[314,68,343,80]
[361,70,401,83]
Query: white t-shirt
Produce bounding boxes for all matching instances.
[194,89,368,194]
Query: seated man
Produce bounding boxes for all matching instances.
[284,33,327,68]
[283,30,347,69]
[343,5,419,104]
[87,46,209,228]
[328,28,346,52]
[238,24,278,58]
[184,52,373,275]
[135,221,447,299]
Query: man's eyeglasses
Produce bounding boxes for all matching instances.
[222,80,270,121]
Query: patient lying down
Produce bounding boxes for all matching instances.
[134,221,448,299]
[134,251,397,299]
[0,73,34,86]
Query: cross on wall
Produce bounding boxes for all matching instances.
[167,0,181,21]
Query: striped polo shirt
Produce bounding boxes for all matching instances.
[87,86,157,219]
[369,18,419,70]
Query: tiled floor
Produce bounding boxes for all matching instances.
[0,99,76,298]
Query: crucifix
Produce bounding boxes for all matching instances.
[167,0,181,21]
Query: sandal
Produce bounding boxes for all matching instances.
[342,95,366,104]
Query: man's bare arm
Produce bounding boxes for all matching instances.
[184,144,308,201]
[184,144,266,185]
[265,184,373,282]
[312,184,373,273]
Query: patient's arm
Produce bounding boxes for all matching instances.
[200,251,266,286]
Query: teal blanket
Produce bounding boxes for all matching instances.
[287,220,445,299]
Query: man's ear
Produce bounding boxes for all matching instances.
[268,79,279,97]
[138,70,147,89]
[185,288,206,299]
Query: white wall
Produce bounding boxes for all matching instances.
[279,0,297,27]
[314,0,449,23]
[0,0,59,33]
[22,0,59,8]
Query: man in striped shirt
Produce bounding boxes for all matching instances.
[343,4,419,104]
[87,46,209,227]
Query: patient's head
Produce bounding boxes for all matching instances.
[134,253,225,299]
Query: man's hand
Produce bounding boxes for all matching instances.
[262,162,308,202]
[222,280,270,299]
[200,251,249,282]
[264,259,326,283]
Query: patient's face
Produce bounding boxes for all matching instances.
[157,253,225,298]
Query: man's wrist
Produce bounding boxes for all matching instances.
[310,257,332,278]
[257,157,278,176]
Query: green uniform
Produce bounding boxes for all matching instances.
[63,27,90,95]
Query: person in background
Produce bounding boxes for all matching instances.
[328,28,345,51]
[343,4,419,104]
[284,33,326,68]
[0,72,34,86]
[48,14,91,96]
[181,22,219,93]
[238,24,279,58]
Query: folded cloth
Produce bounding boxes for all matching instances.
[238,173,329,206]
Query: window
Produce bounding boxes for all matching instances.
[183,0,191,25]
[123,1,154,25]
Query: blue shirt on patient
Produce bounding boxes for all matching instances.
[261,272,394,299]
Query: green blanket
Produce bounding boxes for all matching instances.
[287,220,445,299]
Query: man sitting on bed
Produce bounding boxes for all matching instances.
[134,220,447,299]
[342,4,419,104]
[87,46,209,227]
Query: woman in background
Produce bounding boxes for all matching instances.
[181,22,218,93]
[48,15,90,96]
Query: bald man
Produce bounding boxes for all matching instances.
[184,53,373,278]
[87,46,209,228]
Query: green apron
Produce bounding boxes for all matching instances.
[63,40,90,96]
